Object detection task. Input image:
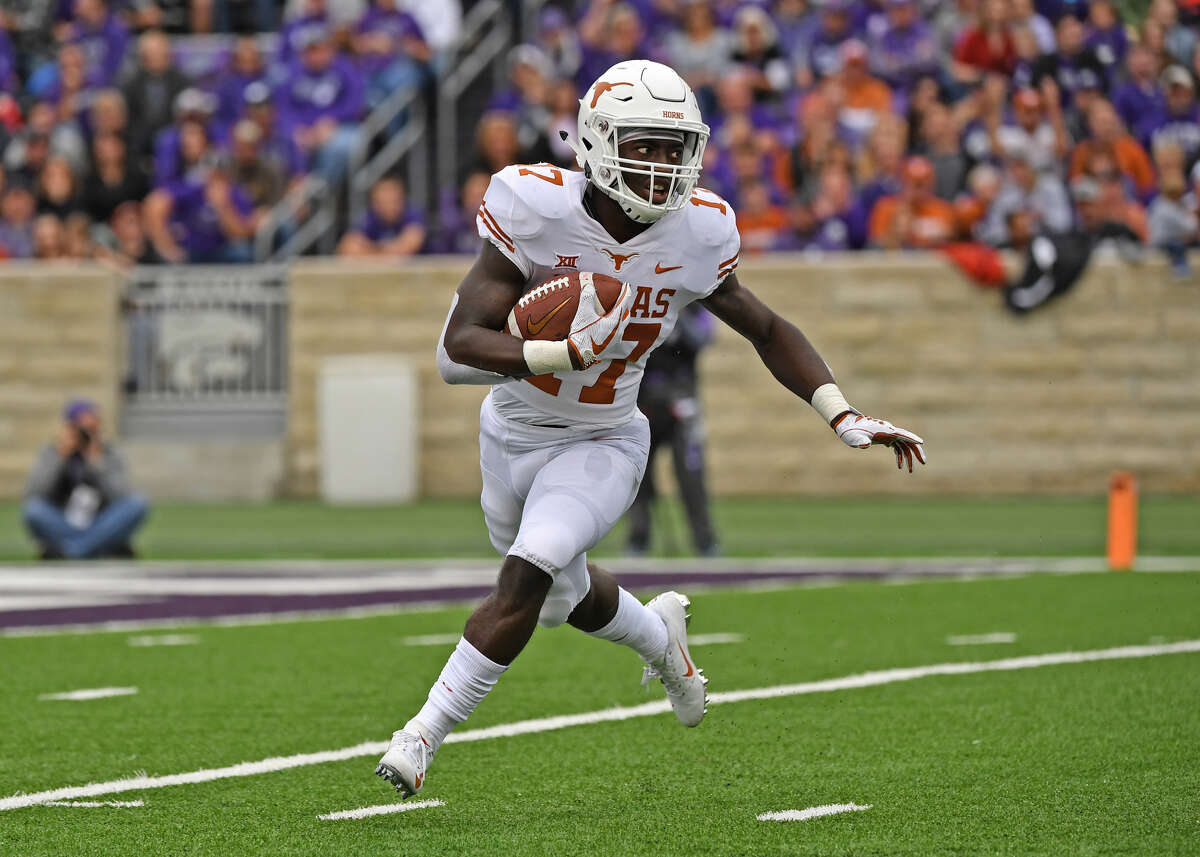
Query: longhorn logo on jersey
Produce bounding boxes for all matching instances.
[602,249,639,272]
[589,80,634,108]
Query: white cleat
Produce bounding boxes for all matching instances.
[374,724,433,798]
[642,591,708,727]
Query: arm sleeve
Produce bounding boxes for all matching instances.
[476,172,535,279]
[24,446,63,501]
[435,292,514,386]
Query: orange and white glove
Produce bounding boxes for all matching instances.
[566,279,632,368]
[811,383,926,473]
[521,279,633,374]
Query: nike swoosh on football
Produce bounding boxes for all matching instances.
[655,263,682,274]
[526,297,573,335]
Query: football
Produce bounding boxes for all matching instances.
[507,271,624,341]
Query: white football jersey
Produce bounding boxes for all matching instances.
[477,164,741,428]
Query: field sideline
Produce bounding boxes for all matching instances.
[2,570,1198,856]
[0,495,1198,561]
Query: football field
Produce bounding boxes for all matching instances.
[3,565,1198,856]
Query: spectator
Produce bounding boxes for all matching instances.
[868,0,939,92]
[800,0,857,83]
[0,181,36,258]
[1084,0,1127,74]
[46,43,95,128]
[952,0,1015,84]
[1148,0,1197,67]
[277,26,365,182]
[337,175,426,256]
[210,35,267,124]
[35,155,84,220]
[278,0,330,67]
[23,399,148,560]
[542,78,583,168]
[0,26,17,94]
[869,155,958,248]
[533,6,583,82]
[68,0,130,86]
[979,149,1073,246]
[1010,0,1055,55]
[1095,169,1149,241]
[63,211,93,258]
[435,169,488,254]
[121,31,190,159]
[1137,67,1200,171]
[1069,99,1156,199]
[992,87,1070,175]
[228,119,286,212]
[835,40,893,143]
[1032,14,1106,107]
[955,161,1003,237]
[663,0,733,106]
[32,212,66,259]
[95,200,165,266]
[355,0,430,110]
[1113,44,1167,134]
[241,82,306,186]
[1147,168,1197,277]
[90,88,131,141]
[916,102,968,200]
[152,88,218,185]
[736,176,790,251]
[577,1,646,88]
[83,132,150,223]
[796,162,859,250]
[468,111,524,179]
[398,0,461,67]
[731,5,791,102]
[143,161,257,263]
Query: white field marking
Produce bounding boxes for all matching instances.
[946,632,1017,646]
[43,800,144,808]
[127,634,199,647]
[757,803,872,822]
[38,686,138,701]
[402,633,461,647]
[317,800,445,820]
[3,639,1199,812]
[688,633,745,646]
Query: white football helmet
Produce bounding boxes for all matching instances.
[572,60,710,223]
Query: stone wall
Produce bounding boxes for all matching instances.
[0,264,123,498]
[288,255,1199,498]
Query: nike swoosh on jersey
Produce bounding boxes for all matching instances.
[655,263,682,274]
[526,297,573,335]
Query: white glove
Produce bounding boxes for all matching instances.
[566,279,633,368]
[832,411,927,473]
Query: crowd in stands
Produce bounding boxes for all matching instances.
[1,0,1198,271]
[0,0,450,264]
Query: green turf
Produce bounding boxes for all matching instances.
[2,572,1198,855]
[0,495,1198,561]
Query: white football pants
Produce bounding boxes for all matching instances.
[478,392,650,627]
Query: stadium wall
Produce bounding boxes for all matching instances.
[0,265,123,498]
[287,255,1199,498]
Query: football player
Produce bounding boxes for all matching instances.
[376,60,925,797]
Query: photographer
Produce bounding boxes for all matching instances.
[22,399,149,560]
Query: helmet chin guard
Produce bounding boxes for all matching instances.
[573,60,709,223]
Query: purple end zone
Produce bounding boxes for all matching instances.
[0,566,915,632]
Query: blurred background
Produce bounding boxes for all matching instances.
[0,0,1196,561]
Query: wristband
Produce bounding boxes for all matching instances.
[810,383,855,426]
[523,340,573,375]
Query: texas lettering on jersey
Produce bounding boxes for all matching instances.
[476,165,741,428]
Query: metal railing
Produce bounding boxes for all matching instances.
[121,266,288,436]
[347,85,429,232]
[437,0,511,197]
[253,174,337,263]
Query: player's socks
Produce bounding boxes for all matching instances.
[586,586,669,663]
[411,636,507,752]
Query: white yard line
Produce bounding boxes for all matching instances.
[687,633,745,646]
[317,800,444,820]
[3,639,1198,812]
[127,634,199,647]
[402,633,461,647]
[44,800,144,808]
[38,687,138,701]
[946,632,1017,646]
[757,803,873,821]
